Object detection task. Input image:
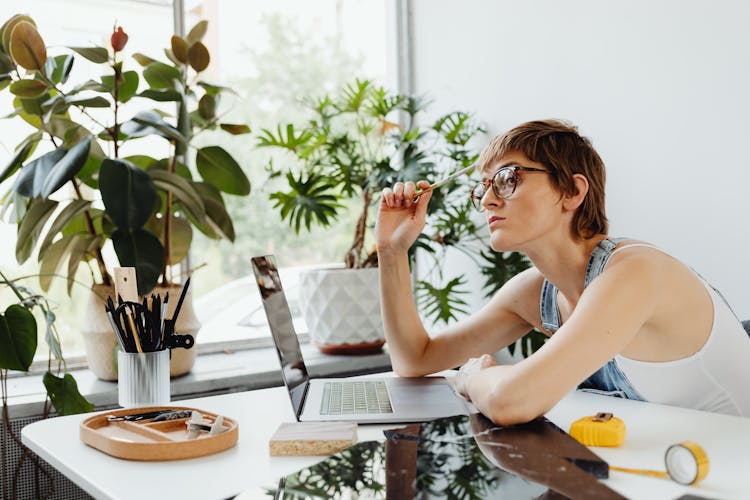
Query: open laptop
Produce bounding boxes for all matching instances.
[251,255,471,423]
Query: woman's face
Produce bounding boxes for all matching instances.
[480,151,563,252]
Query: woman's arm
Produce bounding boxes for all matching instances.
[377,181,536,376]
[462,252,663,425]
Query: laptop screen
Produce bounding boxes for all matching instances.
[251,255,309,418]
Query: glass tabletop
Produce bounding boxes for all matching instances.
[257,414,625,500]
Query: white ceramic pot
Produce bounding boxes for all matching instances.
[80,283,201,380]
[298,267,385,353]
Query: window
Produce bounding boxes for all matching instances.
[0,0,391,361]
[186,0,389,345]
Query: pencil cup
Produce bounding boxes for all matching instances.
[117,350,170,408]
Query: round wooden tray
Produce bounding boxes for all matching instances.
[79,406,238,461]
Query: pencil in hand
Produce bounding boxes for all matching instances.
[412,163,476,201]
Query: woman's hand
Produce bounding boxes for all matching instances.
[376,180,432,255]
[453,354,497,401]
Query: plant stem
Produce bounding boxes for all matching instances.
[70,179,111,286]
[344,188,372,269]
[112,55,120,158]
[161,151,176,286]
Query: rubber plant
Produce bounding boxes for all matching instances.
[0,270,92,499]
[0,14,251,296]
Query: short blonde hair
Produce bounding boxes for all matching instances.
[477,119,607,239]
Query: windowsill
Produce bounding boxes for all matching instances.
[4,343,393,420]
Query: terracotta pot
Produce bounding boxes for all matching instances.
[80,283,201,380]
[298,267,385,354]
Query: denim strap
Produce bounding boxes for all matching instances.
[538,237,645,401]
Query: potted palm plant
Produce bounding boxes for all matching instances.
[0,15,251,378]
[258,79,493,353]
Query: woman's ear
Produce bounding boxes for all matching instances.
[562,174,589,211]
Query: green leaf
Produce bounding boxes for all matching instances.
[195,146,250,195]
[163,47,181,66]
[197,81,235,96]
[143,61,181,89]
[203,195,234,241]
[132,52,156,66]
[76,151,103,188]
[151,158,192,180]
[45,117,89,144]
[99,158,157,232]
[39,234,78,291]
[123,110,186,143]
[416,276,470,325]
[270,172,342,234]
[9,21,46,70]
[111,228,164,295]
[15,198,58,264]
[40,136,91,198]
[188,41,210,72]
[72,79,109,93]
[69,46,108,64]
[148,169,206,223]
[198,94,215,120]
[219,123,251,135]
[64,95,110,108]
[66,234,99,295]
[13,148,65,197]
[9,79,48,97]
[145,214,192,264]
[43,308,62,361]
[45,53,74,85]
[137,88,182,102]
[101,70,139,103]
[123,155,158,169]
[257,123,313,151]
[0,304,37,371]
[38,199,91,257]
[42,372,94,415]
[0,132,40,183]
[479,249,531,298]
[187,20,209,44]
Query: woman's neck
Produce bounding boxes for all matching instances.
[525,233,608,303]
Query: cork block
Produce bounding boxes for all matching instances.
[269,422,358,456]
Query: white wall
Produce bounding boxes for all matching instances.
[411,0,750,318]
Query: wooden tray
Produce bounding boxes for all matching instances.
[79,406,238,461]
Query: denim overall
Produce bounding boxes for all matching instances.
[539,237,645,400]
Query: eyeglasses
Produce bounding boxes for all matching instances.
[470,165,549,212]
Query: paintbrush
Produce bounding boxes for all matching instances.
[412,163,476,201]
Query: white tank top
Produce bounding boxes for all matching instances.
[610,244,750,416]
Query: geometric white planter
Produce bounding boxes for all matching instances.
[298,267,385,353]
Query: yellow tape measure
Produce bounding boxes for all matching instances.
[570,413,709,485]
[610,441,709,485]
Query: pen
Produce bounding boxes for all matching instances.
[413,163,476,201]
[172,277,190,324]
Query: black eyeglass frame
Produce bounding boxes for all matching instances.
[470,165,549,212]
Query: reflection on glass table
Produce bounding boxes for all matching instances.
[259,414,622,500]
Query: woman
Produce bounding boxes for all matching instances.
[376,119,750,425]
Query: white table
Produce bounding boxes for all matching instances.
[22,379,750,499]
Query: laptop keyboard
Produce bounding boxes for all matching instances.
[320,380,393,415]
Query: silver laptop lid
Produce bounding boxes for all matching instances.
[251,255,309,419]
